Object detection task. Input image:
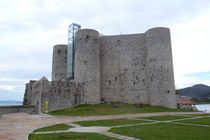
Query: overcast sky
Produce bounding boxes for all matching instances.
[1,0,210,101]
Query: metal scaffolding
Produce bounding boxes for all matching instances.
[67,23,81,80]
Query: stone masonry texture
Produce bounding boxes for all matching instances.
[74,29,101,104]
[74,27,176,107]
[145,28,176,108]
[25,77,84,112]
[51,44,67,81]
[23,26,176,113]
[100,33,148,104]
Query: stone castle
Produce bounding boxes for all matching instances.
[23,26,176,113]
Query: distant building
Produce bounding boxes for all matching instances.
[177,99,195,110]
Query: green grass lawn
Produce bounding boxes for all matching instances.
[110,123,210,140]
[29,132,119,140]
[34,124,71,132]
[142,115,190,121]
[76,118,149,126]
[49,103,191,116]
[176,116,210,125]
[30,114,210,140]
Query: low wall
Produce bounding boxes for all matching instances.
[0,105,37,115]
[23,77,85,113]
[46,81,84,112]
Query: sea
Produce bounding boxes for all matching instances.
[0,101,22,106]
[194,104,210,113]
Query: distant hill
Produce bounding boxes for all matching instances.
[177,84,210,98]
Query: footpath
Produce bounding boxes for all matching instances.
[0,112,205,140]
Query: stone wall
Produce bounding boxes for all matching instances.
[100,34,148,104]
[0,106,36,114]
[23,80,37,105]
[75,29,101,104]
[51,44,67,81]
[72,27,176,108]
[145,27,176,108]
[25,26,176,112]
[30,77,47,113]
[24,77,85,112]
[46,81,84,111]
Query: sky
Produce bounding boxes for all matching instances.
[0,0,210,101]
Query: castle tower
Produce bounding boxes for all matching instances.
[74,29,100,104]
[51,44,67,81]
[145,27,176,108]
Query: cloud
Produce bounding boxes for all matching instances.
[0,90,24,101]
[176,71,210,89]
[185,72,210,80]
[0,85,24,101]
[0,0,210,100]
[170,8,210,88]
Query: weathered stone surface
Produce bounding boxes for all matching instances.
[51,44,67,81]
[23,80,37,105]
[145,27,176,108]
[98,28,176,107]
[47,81,84,111]
[24,27,176,113]
[100,34,148,104]
[75,29,101,104]
[24,77,84,112]
[0,106,36,114]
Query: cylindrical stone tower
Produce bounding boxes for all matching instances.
[145,27,176,108]
[74,29,100,104]
[51,44,67,81]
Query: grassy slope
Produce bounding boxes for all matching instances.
[34,124,71,132]
[76,119,148,126]
[111,123,210,140]
[49,104,191,116]
[29,132,119,140]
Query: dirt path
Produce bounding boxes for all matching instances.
[0,112,205,140]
